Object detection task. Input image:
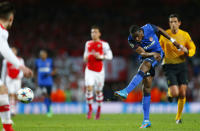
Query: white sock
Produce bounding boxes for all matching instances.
[96,92,104,106]
[86,91,93,104]
[0,94,13,124]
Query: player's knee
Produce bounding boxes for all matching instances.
[0,85,8,95]
[179,90,186,98]
[86,86,93,92]
[140,61,151,73]
[143,87,151,94]
[171,90,179,97]
[96,90,102,95]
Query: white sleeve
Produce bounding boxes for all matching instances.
[18,58,24,79]
[103,42,113,60]
[83,42,88,60]
[1,59,7,83]
[0,35,21,68]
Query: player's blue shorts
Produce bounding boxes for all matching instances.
[140,51,164,77]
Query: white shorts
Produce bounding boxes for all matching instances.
[6,76,22,94]
[85,67,105,91]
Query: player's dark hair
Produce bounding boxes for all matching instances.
[169,13,181,21]
[0,1,15,20]
[91,25,101,32]
[129,25,141,35]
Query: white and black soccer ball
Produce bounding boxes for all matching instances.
[17,87,34,104]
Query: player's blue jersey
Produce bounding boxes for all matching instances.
[128,24,164,58]
[35,58,53,86]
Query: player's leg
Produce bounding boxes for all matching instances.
[163,64,179,102]
[9,94,15,116]
[45,86,53,117]
[6,78,16,116]
[0,84,14,131]
[140,75,152,128]
[85,85,93,119]
[85,68,95,119]
[175,84,186,123]
[8,79,20,116]
[176,65,188,123]
[115,60,151,99]
[169,85,179,97]
[95,73,104,120]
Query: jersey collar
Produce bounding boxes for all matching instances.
[0,24,6,30]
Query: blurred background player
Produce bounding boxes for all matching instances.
[35,50,56,117]
[114,23,183,128]
[83,25,113,120]
[1,47,24,116]
[0,1,33,131]
[159,14,196,124]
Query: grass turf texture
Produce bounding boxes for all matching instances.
[1,114,200,131]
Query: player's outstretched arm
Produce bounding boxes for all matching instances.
[156,26,188,54]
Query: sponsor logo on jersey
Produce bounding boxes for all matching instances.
[144,41,155,50]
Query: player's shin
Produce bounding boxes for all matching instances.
[142,93,151,121]
[176,97,186,120]
[96,92,103,119]
[125,71,145,93]
[86,90,93,119]
[0,94,13,131]
[44,97,51,113]
[9,95,16,115]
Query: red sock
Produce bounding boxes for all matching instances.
[3,124,14,131]
[88,104,92,111]
[97,106,101,112]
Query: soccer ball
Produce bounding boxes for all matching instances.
[17,87,34,104]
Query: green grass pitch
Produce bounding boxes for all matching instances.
[1,114,200,131]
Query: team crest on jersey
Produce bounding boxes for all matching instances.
[98,44,101,48]
[149,37,153,41]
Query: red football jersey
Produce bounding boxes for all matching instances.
[7,61,20,79]
[6,57,24,79]
[86,40,104,72]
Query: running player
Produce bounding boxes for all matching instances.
[35,50,56,117]
[159,14,196,124]
[114,23,184,128]
[83,25,113,120]
[0,2,33,131]
[1,47,24,116]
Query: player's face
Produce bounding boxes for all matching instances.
[91,28,101,41]
[40,51,47,60]
[133,30,144,42]
[6,13,14,30]
[169,17,181,31]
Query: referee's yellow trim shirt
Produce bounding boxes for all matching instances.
[159,29,196,64]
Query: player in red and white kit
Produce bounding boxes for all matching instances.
[1,47,24,116]
[0,2,33,131]
[83,25,113,120]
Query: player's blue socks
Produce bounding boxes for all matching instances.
[142,93,151,121]
[125,71,145,93]
[44,98,51,113]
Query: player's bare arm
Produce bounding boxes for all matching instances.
[135,46,161,61]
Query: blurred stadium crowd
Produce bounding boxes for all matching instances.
[1,0,200,102]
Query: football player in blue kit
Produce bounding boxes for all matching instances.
[115,24,184,128]
[35,50,56,117]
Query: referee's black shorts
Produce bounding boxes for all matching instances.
[162,62,188,87]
